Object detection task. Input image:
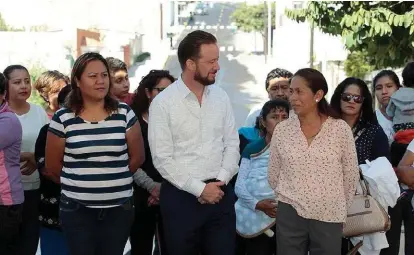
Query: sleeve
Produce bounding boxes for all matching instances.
[0,115,22,150]
[217,94,241,184]
[148,100,206,197]
[235,157,259,210]
[372,127,390,161]
[48,112,65,138]
[125,104,138,131]
[268,129,281,191]
[133,169,157,192]
[34,125,48,172]
[408,140,414,153]
[341,124,360,210]
[244,107,260,127]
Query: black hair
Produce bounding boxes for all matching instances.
[373,70,401,88]
[402,62,414,88]
[254,99,290,135]
[3,65,30,100]
[177,30,217,70]
[293,68,340,119]
[130,70,175,115]
[106,57,127,73]
[58,85,72,107]
[0,72,5,95]
[330,77,377,124]
[66,52,118,115]
[265,68,293,90]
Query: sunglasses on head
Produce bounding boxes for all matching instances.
[341,93,364,104]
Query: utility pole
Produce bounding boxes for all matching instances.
[309,22,314,68]
[267,0,272,61]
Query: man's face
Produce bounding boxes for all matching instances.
[267,77,290,100]
[192,43,220,86]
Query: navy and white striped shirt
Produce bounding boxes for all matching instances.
[49,103,137,208]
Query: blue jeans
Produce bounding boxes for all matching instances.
[40,227,69,255]
[60,195,134,255]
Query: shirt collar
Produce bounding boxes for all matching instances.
[177,75,211,99]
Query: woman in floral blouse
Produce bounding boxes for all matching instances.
[268,68,359,255]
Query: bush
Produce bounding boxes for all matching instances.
[133,52,151,64]
[27,63,48,108]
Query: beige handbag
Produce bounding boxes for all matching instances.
[343,176,391,237]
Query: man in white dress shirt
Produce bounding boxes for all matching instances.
[148,30,240,255]
[244,68,293,127]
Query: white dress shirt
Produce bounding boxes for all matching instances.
[148,77,240,197]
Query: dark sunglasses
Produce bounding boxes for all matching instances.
[153,88,165,93]
[341,93,364,104]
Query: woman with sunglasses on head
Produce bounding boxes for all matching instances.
[330,77,390,254]
[45,52,145,255]
[129,70,175,255]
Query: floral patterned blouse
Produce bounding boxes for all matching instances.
[268,116,359,223]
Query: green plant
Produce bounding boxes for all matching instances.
[285,1,414,69]
[133,52,151,64]
[27,63,48,108]
[344,50,375,79]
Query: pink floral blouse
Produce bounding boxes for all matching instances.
[268,116,359,223]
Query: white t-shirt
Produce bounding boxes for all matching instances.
[16,103,49,190]
[376,109,394,144]
[408,140,414,159]
[244,103,264,127]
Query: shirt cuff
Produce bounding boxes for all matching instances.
[249,198,260,211]
[217,168,231,184]
[183,178,206,198]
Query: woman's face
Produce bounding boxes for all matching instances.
[374,76,399,108]
[289,76,321,116]
[76,60,110,101]
[145,78,172,103]
[340,84,364,117]
[262,108,289,136]
[7,69,31,103]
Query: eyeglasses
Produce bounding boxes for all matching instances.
[153,88,165,93]
[341,93,364,104]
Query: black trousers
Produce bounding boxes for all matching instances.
[160,181,236,255]
[130,187,168,255]
[0,204,23,255]
[276,202,342,255]
[17,190,40,255]
[380,191,414,255]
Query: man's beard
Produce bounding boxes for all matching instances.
[194,69,216,86]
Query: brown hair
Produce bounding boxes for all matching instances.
[66,52,118,115]
[177,30,217,70]
[293,68,339,119]
[34,70,69,102]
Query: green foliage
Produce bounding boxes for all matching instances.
[133,52,151,64]
[28,64,48,108]
[285,2,414,69]
[344,51,375,79]
[231,3,275,36]
[0,12,24,31]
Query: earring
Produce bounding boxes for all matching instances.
[315,99,319,102]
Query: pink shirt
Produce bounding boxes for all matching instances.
[268,116,359,223]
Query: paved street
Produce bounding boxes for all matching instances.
[165,2,269,129]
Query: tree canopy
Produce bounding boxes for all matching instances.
[285,1,414,69]
[231,3,275,36]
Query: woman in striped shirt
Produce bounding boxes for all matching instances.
[45,52,145,255]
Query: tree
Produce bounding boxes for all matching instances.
[231,2,275,54]
[0,13,9,31]
[285,1,414,69]
[344,50,375,79]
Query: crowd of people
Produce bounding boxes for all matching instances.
[0,29,414,255]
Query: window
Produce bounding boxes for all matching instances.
[293,1,304,9]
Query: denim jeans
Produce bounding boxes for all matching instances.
[60,195,134,255]
[0,204,23,255]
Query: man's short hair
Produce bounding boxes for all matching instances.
[177,30,217,70]
[265,68,293,90]
[106,57,128,73]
